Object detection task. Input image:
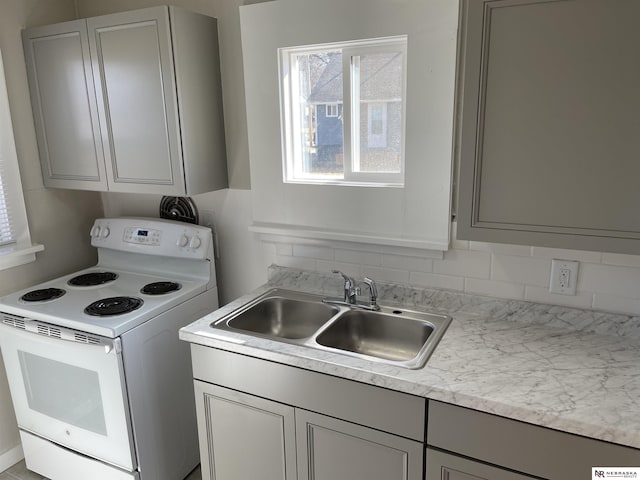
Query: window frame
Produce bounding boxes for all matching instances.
[0,49,43,270]
[279,36,407,187]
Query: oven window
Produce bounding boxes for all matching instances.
[18,351,107,435]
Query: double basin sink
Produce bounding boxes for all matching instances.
[212,289,451,369]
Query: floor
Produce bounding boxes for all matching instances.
[0,460,202,480]
[0,461,43,480]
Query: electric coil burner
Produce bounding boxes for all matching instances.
[85,296,144,316]
[141,281,182,295]
[68,271,118,286]
[20,288,66,303]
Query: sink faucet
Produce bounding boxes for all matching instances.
[333,270,358,304]
[324,271,380,311]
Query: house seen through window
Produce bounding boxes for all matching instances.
[280,36,407,185]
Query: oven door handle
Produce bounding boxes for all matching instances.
[0,319,122,354]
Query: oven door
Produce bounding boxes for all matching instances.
[0,318,136,471]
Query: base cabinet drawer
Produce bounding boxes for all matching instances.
[426,449,536,480]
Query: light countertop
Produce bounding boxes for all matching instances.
[180,266,640,450]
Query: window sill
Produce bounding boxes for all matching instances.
[0,243,45,271]
[249,222,447,256]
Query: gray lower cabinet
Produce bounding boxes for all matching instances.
[23,6,227,195]
[190,345,426,480]
[428,400,640,480]
[426,449,535,480]
[194,381,297,480]
[194,380,423,480]
[188,346,640,480]
[296,409,423,480]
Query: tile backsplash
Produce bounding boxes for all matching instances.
[263,223,640,317]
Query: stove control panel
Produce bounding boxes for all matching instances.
[124,227,162,246]
[90,218,212,260]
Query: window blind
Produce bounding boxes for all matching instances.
[0,155,15,246]
[0,48,42,269]
[0,48,23,248]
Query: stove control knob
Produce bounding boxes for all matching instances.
[177,234,189,247]
[91,226,101,238]
[100,227,110,239]
[189,236,202,249]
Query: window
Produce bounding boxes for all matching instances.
[0,49,42,269]
[325,103,339,118]
[279,36,407,186]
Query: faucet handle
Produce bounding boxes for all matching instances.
[332,270,354,287]
[332,270,357,303]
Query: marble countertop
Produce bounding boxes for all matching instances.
[180,267,640,450]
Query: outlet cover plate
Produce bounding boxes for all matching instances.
[549,259,579,295]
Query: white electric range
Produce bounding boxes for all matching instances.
[0,217,219,480]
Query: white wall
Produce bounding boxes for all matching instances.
[0,0,105,469]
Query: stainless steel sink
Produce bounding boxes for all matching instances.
[222,292,340,339]
[212,288,450,369]
[314,307,449,369]
[315,310,434,361]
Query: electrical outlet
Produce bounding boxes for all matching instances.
[549,259,579,295]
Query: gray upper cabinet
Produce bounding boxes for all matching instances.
[456,0,640,254]
[23,20,107,191]
[23,6,227,195]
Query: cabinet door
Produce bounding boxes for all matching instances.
[296,409,423,480]
[23,20,107,191]
[456,0,640,255]
[194,381,297,480]
[426,449,536,480]
[87,6,185,195]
